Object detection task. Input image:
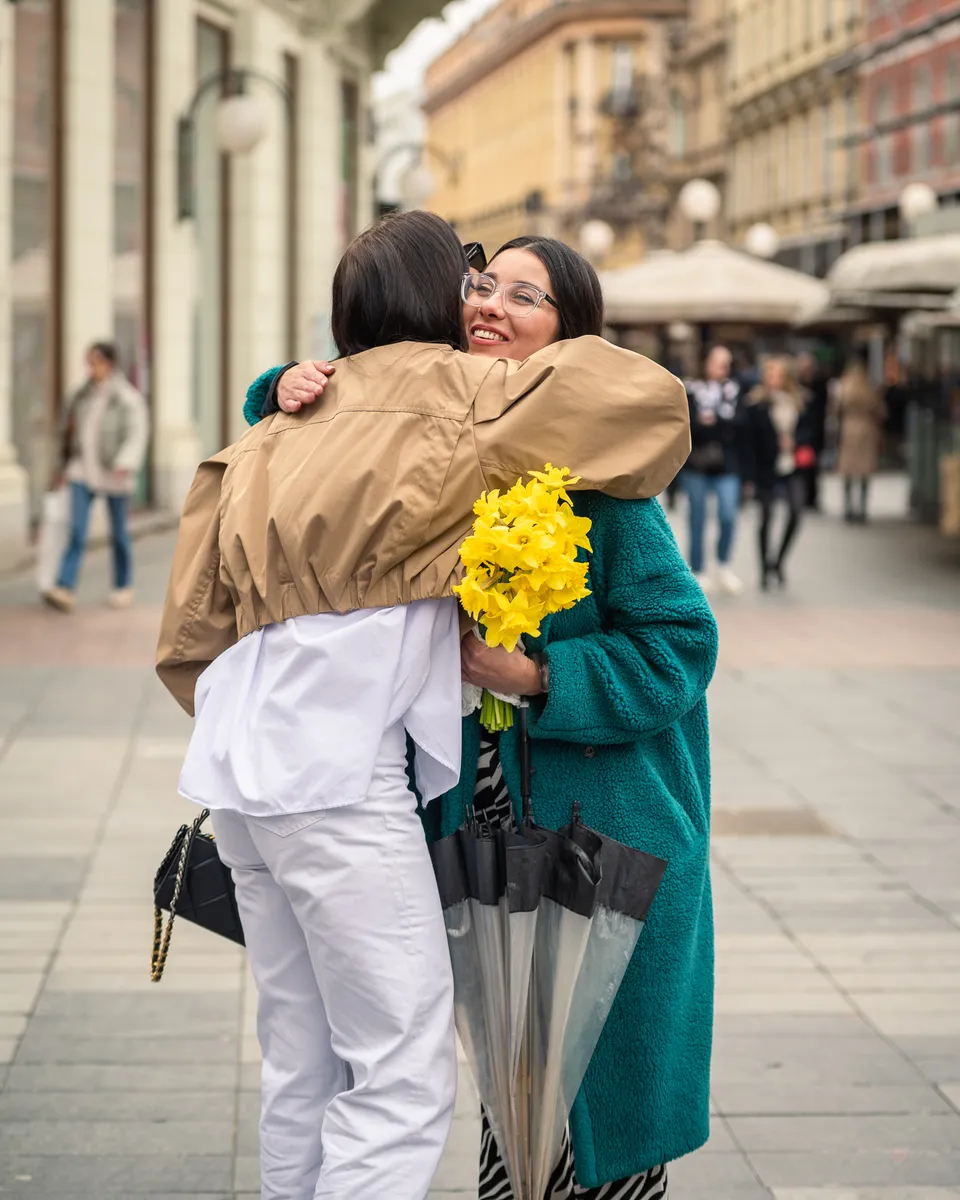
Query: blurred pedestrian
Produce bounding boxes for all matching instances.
[682,344,745,594]
[795,351,828,510]
[833,355,886,523]
[43,342,148,613]
[742,356,811,590]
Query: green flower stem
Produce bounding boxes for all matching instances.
[479,690,514,733]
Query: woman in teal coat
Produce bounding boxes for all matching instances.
[243,236,717,1196]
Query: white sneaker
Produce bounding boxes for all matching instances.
[715,566,743,595]
[108,587,135,609]
[42,585,76,613]
[693,572,713,594]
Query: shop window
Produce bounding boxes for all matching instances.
[668,90,686,158]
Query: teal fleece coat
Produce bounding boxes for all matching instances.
[244,371,718,1186]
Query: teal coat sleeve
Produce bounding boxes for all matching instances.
[528,498,717,745]
[243,365,285,427]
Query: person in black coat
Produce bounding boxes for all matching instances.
[682,345,746,594]
[795,352,828,510]
[741,356,814,590]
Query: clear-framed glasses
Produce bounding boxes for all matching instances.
[461,272,560,318]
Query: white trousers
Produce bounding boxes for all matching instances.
[211,726,457,1200]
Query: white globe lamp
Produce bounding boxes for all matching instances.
[744,222,780,259]
[579,219,616,260]
[215,93,269,154]
[398,161,436,211]
[899,181,938,224]
[678,178,721,229]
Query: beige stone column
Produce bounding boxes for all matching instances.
[151,0,202,513]
[296,38,345,364]
[63,0,114,382]
[225,5,290,447]
[0,2,29,568]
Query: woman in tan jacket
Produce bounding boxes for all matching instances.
[157,212,690,1200]
[834,356,886,523]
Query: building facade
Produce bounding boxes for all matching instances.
[423,0,686,266]
[724,0,862,274]
[0,0,442,569]
[664,0,728,246]
[842,0,960,244]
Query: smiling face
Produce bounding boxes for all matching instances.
[464,247,561,361]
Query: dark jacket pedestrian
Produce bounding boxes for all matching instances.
[681,345,746,594]
[741,357,811,589]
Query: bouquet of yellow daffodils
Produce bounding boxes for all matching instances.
[454,465,593,732]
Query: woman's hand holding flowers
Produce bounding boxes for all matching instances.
[461,636,542,696]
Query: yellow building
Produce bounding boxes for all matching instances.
[726,0,862,272]
[664,0,729,247]
[423,0,687,266]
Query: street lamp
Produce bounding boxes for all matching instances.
[678,178,721,242]
[744,222,780,259]
[398,162,437,210]
[376,143,459,212]
[899,182,938,230]
[579,219,616,261]
[177,68,292,221]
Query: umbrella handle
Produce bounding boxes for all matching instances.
[518,702,533,826]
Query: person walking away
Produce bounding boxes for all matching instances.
[43,342,148,613]
[742,356,812,589]
[683,345,744,594]
[834,355,886,523]
[795,351,828,511]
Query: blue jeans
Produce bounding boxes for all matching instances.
[682,470,740,575]
[57,482,132,591]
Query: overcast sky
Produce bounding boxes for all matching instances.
[373,0,501,99]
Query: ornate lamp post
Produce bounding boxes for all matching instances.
[177,68,293,221]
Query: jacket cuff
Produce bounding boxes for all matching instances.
[264,361,299,417]
[243,362,298,427]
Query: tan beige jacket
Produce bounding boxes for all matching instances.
[157,337,689,714]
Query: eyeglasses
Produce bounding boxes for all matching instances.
[461,272,560,318]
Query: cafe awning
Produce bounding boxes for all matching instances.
[600,240,829,326]
[827,234,960,299]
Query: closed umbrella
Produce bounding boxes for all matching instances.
[430,707,667,1199]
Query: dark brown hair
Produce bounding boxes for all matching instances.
[332,211,469,357]
[490,235,604,340]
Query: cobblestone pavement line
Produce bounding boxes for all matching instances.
[0,477,958,1199]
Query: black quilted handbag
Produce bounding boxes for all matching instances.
[151,808,244,981]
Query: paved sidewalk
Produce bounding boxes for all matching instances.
[0,476,958,1199]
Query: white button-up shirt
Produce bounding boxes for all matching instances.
[179,599,462,818]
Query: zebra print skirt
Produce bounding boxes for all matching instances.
[472,733,668,1200]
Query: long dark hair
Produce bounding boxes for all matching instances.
[490,235,605,339]
[332,210,469,357]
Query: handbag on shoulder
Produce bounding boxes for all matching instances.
[150,808,244,982]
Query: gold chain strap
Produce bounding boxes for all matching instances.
[150,810,208,982]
